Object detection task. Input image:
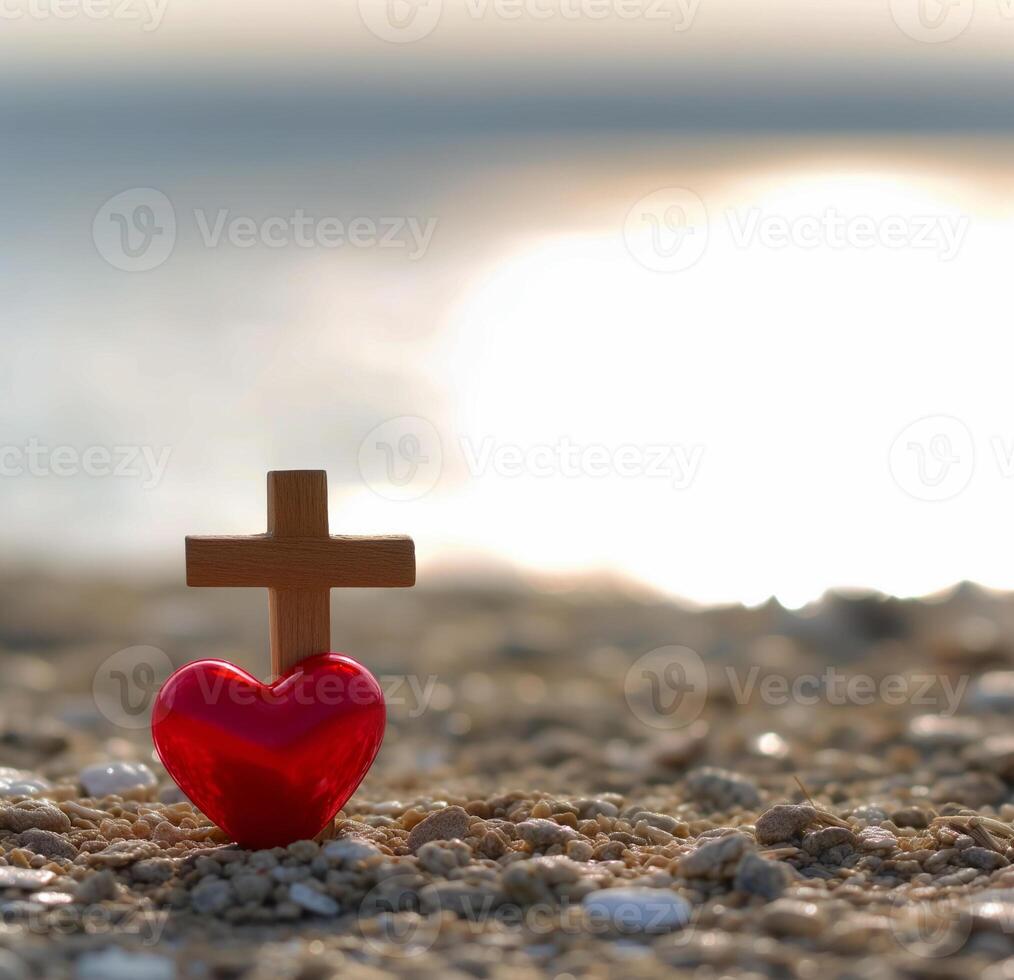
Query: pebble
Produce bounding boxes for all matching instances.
[289,882,339,916]
[582,887,692,933]
[890,806,930,829]
[322,838,382,864]
[0,800,71,833]
[79,762,157,798]
[90,840,162,868]
[516,818,579,849]
[132,858,175,884]
[75,870,117,904]
[232,872,273,904]
[907,714,982,749]
[933,772,1007,808]
[629,811,680,833]
[679,834,751,878]
[406,806,471,852]
[0,868,54,890]
[972,671,1014,712]
[734,852,790,899]
[684,768,762,811]
[963,846,1009,871]
[856,827,898,852]
[801,826,855,855]
[754,804,817,844]
[14,828,77,859]
[761,898,828,938]
[0,768,51,797]
[573,799,619,819]
[75,950,174,980]
[502,855,583,902]
[850,804,889,824]
[31,891,73,906]
[191,878,233,914]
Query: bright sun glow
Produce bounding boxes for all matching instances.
[344,171,1014,606]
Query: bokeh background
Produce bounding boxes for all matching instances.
[3,0,1014,607]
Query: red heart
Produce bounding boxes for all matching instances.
[151,653,385,849]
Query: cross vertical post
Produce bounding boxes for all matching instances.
[267,471,332,675]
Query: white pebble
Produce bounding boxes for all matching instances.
[582,887,692,933]
[0,868,54,891]
[75,950,174,980]
[0,768,50,798]
[322,838,381,864]
[79,762,157,798]
[289,882,339,916]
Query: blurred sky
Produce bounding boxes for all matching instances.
[3,1,1014,606]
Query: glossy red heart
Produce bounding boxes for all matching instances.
[151,653,385,849]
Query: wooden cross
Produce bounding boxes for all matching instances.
[185,470,415,676]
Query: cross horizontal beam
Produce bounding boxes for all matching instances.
[186,534,416,589]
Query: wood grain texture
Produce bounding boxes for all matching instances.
[269,588,331,675]
[268,470,329,537]
[185,535,417,588]
[184,470,416,677]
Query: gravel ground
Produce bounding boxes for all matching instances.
[1,572,1013,978]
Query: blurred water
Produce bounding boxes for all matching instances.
[3,70,1014,604]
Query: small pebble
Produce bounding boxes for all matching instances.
[79,762,157,798]
[75,870,117,904]
[583,887,692,933]
[685,768,762,811]
[856,827,898,853]
[0,768,51,798]
[734,852,790,899]
[0,801,71,834]
[761,898,829,938]
[191,878,233,915]
[14,828,77,860]
[406,806,471,853]
[289,882,339,916]
[75,950,174,980]
[232,872,273,904]
[754,805,817,844]
[322,838,381,864]
[0,868,54,891]
[679,834,751,878]
[516,819,579,849]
